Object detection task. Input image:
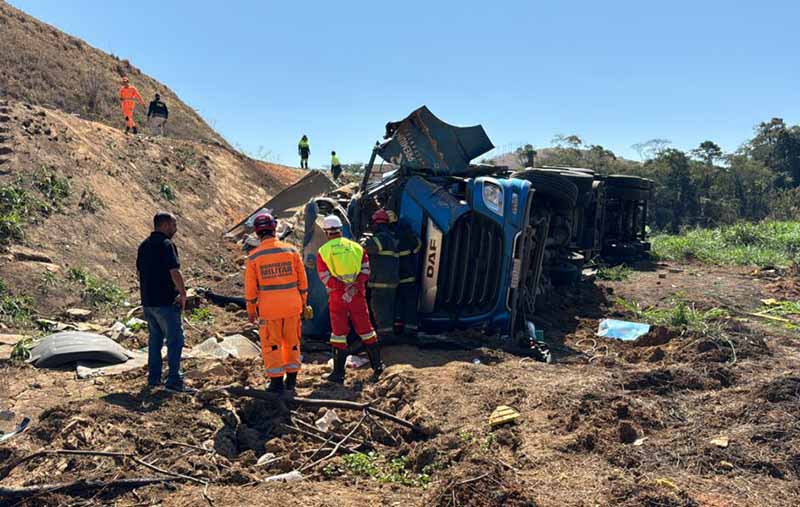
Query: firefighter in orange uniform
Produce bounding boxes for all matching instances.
[245,213,309,395]
[119,76,146,134]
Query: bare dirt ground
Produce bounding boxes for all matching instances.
[1,260,798,506]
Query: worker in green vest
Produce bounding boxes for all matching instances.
[331,151,342,182]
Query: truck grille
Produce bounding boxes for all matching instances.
[435,213,503,316]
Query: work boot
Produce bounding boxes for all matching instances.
[284,372,298,396]
[266,376,285,394]
[323,348,346,384]
[365,342,385,380]
[125,126,130,134]
[132,126,138,135]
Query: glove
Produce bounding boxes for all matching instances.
[302,305,314,320]
[342,290,353,303]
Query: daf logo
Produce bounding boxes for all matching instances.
[421,219,443,313]
[426,239,438,278]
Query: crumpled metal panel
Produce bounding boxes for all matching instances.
[402,176,469,234]
[377,106,494,176]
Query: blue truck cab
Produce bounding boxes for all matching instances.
[344,106,547,341]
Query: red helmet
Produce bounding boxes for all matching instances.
[253,213,277,234]
[371,209,390,226]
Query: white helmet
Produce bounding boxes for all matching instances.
[322,215,343,230]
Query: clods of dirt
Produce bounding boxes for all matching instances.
[759,376,800,403]
[622,366,736,394]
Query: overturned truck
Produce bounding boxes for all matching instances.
[295,107,652,348]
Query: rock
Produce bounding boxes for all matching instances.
[9,245,53,263]
[213,427,238,460]
[619,422,638,444]
[65,308,92,321]
[647,348,666,362]
[264,437,287,455]
[256,452,277,466]
[0,334,28,345]
[633,326,672,347]
[658,273,667,279]
[236,424,264,453]
[225,303,240,312]
[719,460,734,471]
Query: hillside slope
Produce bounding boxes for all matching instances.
[0,1,226,146]
[0,98,302,316]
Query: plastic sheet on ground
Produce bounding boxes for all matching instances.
[325,354,370,369]
[76,349,148,379]
[186,335,261,360]
[0,416,31,443]
[597,319,651,341]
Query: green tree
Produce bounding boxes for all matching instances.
[748,118,800,187]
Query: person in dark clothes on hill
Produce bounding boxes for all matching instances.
[136,212,192,393]
[147,93,169,136]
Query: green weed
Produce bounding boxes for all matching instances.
[334,452,432,488]
[0,279,34,325]
[651,221,800,268]
[79,189,104,213]
[189,307,214,324]
[596,264,632,281]
[0,182,35,244]
[67,267,125,308]
[33,166,71,209]
[159,181,176,202]
[616,294,728,334]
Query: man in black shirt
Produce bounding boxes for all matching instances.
[136,212,189,392]
[147,93,169,136]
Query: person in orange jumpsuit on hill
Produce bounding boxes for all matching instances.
[316,215,384,383]
[245,213,309,395]
[119,76,145,134]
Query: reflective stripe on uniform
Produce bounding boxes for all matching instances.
[265,366,285,376]
[368,282,399,289]
[248,247,296,261]
[284,362,301,371]
[330,334,347,344]
[319,270,331,283]
[359,331,376,340]
[259,281,299,291]
[371,236,397,257]
[399,277,416,284]
[396,250,411,256]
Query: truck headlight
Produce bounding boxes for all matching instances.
[482,182,504,216]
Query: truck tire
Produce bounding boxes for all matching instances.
[606,175,653,189]
[535,169,595,206]
[514,170,578,210]
[606,186,651,200]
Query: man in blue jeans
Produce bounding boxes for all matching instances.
[136,212,191,393]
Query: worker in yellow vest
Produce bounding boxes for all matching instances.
[316,215,383,382]
[298,135,310,169]
[331,151,342,182]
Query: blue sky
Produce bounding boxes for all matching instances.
[10,0,800,166]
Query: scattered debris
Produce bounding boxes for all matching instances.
[263,470,304,482]
[710,435,729,448]
[187,335,261,360]
[315,409,342,432]
[28,332,134,368]
[76,350,148,379]
[64,308,92,321]
[598,318,651,341]
[488,405,520,428]
[0,415,30,443]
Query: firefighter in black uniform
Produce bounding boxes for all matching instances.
[361,209,399,339]
[387,210,422,338]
